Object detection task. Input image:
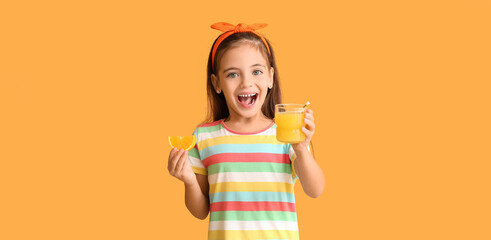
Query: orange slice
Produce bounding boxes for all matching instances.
[168,136,197,151]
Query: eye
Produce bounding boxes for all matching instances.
[227,72,239,78]
[253,70,263,75]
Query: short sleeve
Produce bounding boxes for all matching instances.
[188,128,207,175]
[288,144,311,181]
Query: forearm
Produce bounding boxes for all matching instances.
[184,180,209,219]
[294,149,325,198]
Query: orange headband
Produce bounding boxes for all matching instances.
[210,22,271,72]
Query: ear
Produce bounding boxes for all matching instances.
[211,74,220,93]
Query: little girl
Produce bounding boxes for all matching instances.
[168,22,325,240]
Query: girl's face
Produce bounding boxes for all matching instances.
[212,44,274,120]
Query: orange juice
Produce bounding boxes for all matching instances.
[275,104,306,143]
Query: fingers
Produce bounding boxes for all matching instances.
[168,148,185,176]
[303,109,315,133]
[167,147,178,172]
[175,150,188,176]
[304,109,314,121]
[302,125,313,137]
[304,109,314,127]
[303,118,315,133]
[169,147,178,159]
[302,109,315,142]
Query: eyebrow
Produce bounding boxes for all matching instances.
[223,64,266,73]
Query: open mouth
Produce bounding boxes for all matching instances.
[237,93,258,106]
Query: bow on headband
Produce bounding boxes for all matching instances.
[210,22,271,71]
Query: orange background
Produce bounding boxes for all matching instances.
[1,0,490,239]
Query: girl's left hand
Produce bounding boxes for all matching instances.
[292,109,315,153]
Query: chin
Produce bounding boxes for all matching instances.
[234,101,265,119]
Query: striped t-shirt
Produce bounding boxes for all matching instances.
[188,119,300,240]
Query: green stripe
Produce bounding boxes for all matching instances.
[210,211,297,222]
[208,162,291,175]
[188,148,200,159]
[198,124,222,133]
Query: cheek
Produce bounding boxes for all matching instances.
[257,75,269,85]
[261,78,272,89]
[222,81,235,91]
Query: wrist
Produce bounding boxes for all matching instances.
[183,177,199,188]
[292,143,309,154]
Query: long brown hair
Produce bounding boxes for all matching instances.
[204,32,281,123]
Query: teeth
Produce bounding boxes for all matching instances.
[239,93,257,97]
[249,97,256,105]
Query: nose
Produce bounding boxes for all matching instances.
[240,72,254,88]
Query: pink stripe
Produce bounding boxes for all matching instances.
[202,153,290,168]
[221,119,275,135]
[210,201,296,212]
[198,120,222,128]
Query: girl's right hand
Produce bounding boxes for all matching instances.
[168,148,196,185]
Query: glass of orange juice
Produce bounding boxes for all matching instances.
[275,104,306,143]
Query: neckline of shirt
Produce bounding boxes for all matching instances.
[220,118,276,135]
